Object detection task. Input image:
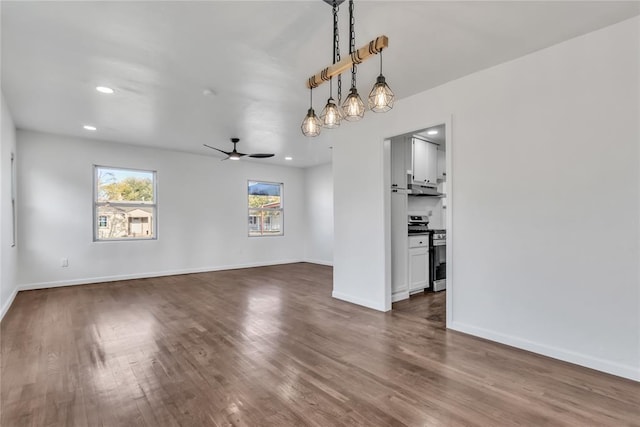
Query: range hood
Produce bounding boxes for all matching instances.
[407,183,443,196]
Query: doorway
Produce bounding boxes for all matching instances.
[385,117,452,327]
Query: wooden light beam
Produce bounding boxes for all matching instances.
[306,35,388,89]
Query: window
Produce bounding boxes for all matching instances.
[94,166,156,241]
[248,181,283,237]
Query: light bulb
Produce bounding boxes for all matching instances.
[342,88,365,121]
[320,98,343,129]
[369,75,394,113]
[301,108,321,137]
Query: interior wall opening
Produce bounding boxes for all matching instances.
[386,120,451,326]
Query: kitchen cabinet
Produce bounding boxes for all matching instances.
[412,138,438,187]
[408,235,429,293]
[437,148,446,181]
[390,137,411,189]
[391,192,408,299]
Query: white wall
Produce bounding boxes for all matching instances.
[16,130,307,288]
[332,17,639,380]
[1,93,19,319]
[303,162,333,265]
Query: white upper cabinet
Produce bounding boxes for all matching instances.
[391,137,411,189]
[437,148,446,181]
[412,138,438,187]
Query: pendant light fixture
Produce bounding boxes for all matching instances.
[319,1,344,129]
[302,0,392,136]
[341,0,365,121]
[368,49,394,113]
[319,95,343,128]
[301,87,321,137]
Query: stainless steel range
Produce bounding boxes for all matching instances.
[408,215,446,292]
[430,229,446,291]
[407,215,430,234]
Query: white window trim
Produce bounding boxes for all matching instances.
[248,180,284,237]
[93,165,158,242]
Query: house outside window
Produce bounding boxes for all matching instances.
[248,181,283,237]
[94,166,157,241]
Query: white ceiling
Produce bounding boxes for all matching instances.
[2,1,639,167]
[415,124,446,148]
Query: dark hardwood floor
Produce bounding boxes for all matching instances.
[393,290,446,327]
[2,263,638,426]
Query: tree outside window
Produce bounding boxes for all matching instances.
[248,181,283,237]
[94,166,157,241]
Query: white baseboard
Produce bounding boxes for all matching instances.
[303,258,333,267]
[17,259,305,292]
[332,290,388,312]
[1,287,19,321]
[392,290,409,303]
[450,320,640,382]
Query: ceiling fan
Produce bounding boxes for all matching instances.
[203,138,275,161]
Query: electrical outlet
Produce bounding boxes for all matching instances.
[428,210,433,216]
[61,258,69,268]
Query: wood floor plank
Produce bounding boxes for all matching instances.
[2,263,638,426]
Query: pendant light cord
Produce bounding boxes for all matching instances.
[349,0,357,89]
[332,2,342,102]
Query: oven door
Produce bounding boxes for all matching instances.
[430,241,446,291]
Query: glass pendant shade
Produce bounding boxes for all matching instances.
[369,75,394,113]
[320,97,343,128]
[342,88,365,121]
[301,108,321,137]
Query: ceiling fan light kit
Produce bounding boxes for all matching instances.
[301,0,394,137]
[203,138,275,161]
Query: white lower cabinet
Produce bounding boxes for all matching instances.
[391,192,409,301]
[408,235,430,293]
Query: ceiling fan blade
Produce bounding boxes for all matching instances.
[206,139,272,161]
[248,153,275,158]
[203,144,231,156]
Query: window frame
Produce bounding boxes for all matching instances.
[93,165,158,242]
[248,180,284,237]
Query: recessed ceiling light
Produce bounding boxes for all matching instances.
[285,156,293,161]
[96,86,114,94]
[83,125,97,131]
[427,130,438,135]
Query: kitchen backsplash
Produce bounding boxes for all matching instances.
[408,195,445,229]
